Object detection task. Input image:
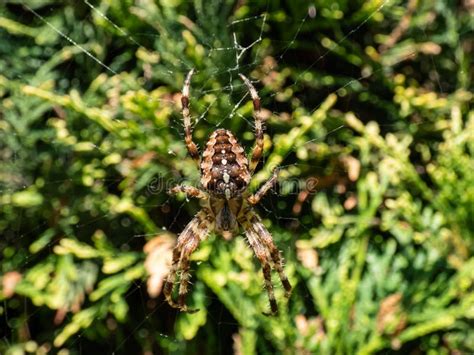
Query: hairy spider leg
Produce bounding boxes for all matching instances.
[247,210,292,298]
[163,208,213,312]
[241,216,278,315]
[169,185,208,200]
[239,74,264,175]
[239,209,292,315]
[181,69,200,166]
[247,168,279,205]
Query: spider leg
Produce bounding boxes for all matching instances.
[169,185,208,200]
[163,208,213,312]
[248,211,292,299]
[239,74,264,175]
[239,209,292,315]
[163,247,185,309]
[242,221,278,315]
[240,209,292,298]
[176,238,200,313]
[181,69,200,166]
[247,168,278,205]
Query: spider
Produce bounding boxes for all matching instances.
[163,69,292,315]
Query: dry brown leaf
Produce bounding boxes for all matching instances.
[295,314,309,335]
[144,233,176,298]
[54,308,68,325]
[418,42,442,55]
[296,246,319,270]
[1,271,22,298]
[131,151,156,169]
[232,331,243,355]
[344,194,358,210]
[341,155,361,182]
[376,293,407,337]
[295,314,326,343]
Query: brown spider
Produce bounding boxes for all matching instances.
[163,69,292,315]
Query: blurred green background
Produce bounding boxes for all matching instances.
[0,0,473,354]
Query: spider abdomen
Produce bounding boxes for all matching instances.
[201,129,250,199]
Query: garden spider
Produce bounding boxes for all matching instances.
[163,69,292,315]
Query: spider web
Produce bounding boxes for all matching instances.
[0,0,446,352]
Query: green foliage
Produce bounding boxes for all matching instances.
[0,0,473,354]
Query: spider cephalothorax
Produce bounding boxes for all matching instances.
[164,70,292,315]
